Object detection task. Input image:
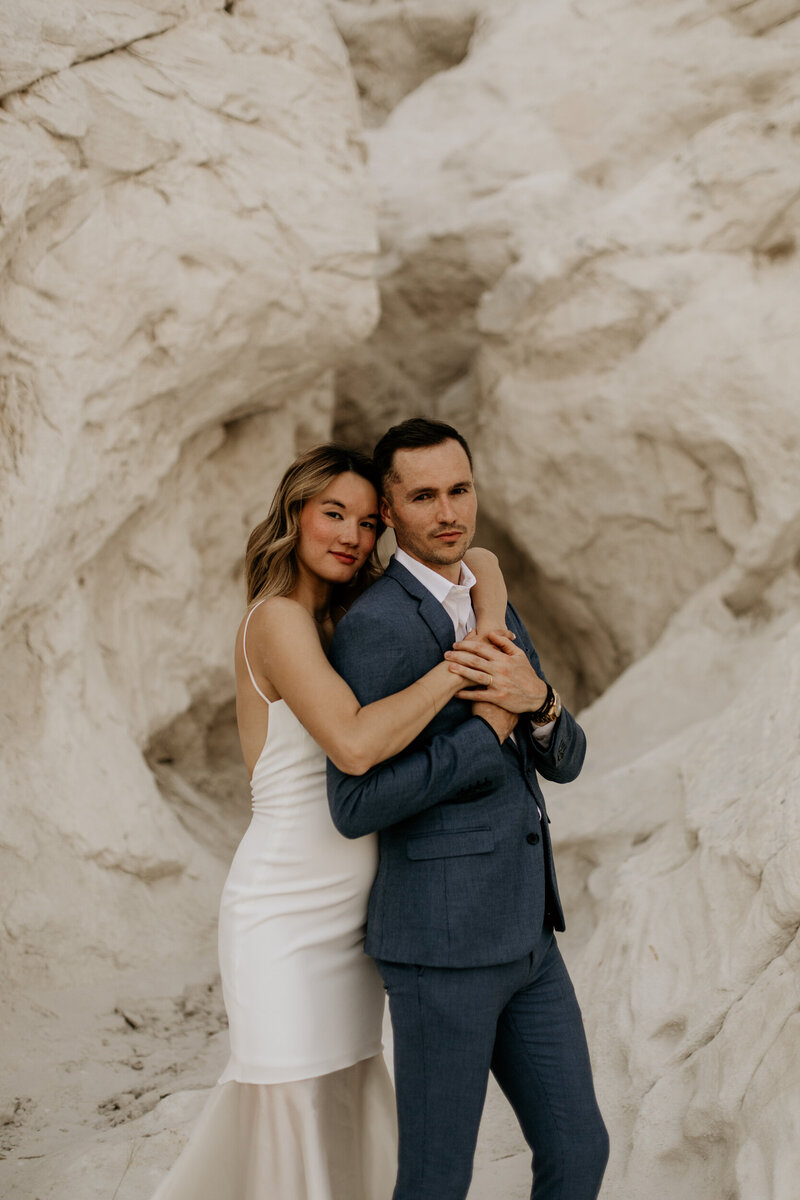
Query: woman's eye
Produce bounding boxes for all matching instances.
[324,510,343,519]
[361,522,376,530]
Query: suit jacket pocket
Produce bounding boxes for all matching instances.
[406,826,494,860]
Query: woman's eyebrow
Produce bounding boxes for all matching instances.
[320,497,379,519]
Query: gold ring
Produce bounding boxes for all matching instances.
[488,675,493,688]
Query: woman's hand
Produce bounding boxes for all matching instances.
[444,631,548,713]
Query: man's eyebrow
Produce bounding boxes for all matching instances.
[405,480,473,498]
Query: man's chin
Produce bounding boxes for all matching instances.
[427,540,466,564]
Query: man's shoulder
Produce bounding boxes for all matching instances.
[335,572,413,634]
[351,569,416,614]
[504,601,542,667]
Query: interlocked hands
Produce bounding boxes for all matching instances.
[445,629,548,714]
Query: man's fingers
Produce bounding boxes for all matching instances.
[455,687,492,701]
[447,651,491,670]
[448,641,496,662]
[448,664,494,687]
[486,630,518,654]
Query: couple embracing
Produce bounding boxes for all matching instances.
[153,418,608,1200]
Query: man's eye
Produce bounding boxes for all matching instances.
[413,494,431,502]
[452,487,469,495]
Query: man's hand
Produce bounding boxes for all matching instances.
[445,632,548,714]
[472,701,519,744]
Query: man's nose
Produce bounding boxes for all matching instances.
[436,495,457,524]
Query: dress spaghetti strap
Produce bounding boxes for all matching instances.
[243,600,272,705]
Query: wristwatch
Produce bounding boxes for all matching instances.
[529,683,561,726]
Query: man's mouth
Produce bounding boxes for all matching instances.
[331,552,357,564]
[433,530,464,542]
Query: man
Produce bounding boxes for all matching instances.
[327,418,608,1200]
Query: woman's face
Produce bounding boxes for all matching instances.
[296,472,379,584]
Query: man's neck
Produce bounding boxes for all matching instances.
[396,545,462,584]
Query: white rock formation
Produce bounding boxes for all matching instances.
[0,0,377,987]
[332,1,800,1195]
[557,578,800,1199]
[2,1,800,1197]
[335,0,800,700]
[330,0,480,126]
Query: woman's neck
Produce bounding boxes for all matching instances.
[289,568,332,626]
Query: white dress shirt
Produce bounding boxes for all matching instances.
[393,549,554,746]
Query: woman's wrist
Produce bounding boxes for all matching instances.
[437,660,464,695]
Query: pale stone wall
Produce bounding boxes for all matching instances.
[335,0,800,703]
[2,2,800,1198]
[0,0,378,986]
[332,2,800,1196]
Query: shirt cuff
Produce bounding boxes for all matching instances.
[530,719,555,749]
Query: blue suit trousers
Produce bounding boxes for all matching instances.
[377,924,609,1200]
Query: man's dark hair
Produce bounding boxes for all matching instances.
[373,417,473,493]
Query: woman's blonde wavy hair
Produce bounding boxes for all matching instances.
[245,444,384,608]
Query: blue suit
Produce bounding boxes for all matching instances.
[328,557,608,1199]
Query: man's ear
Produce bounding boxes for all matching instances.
[379,495,394,528]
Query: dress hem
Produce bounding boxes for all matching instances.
[217,1040,384,1086]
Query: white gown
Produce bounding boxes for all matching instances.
[152,603,397,1200]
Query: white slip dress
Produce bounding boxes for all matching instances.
[151,601,397,1200]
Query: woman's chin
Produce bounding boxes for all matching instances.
[320,561,360,584]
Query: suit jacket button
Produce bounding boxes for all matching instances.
[556,744,565,762]
[526,832,540,845]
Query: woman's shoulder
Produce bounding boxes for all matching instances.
[239,595,316,641]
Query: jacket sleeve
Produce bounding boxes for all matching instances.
[505,603,587,784]
[326,606,507,838]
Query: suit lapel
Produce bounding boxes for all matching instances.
[385,556,456,655]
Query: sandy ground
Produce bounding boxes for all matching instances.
[0,955,531,1200]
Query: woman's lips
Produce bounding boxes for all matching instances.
[331,551,357,564]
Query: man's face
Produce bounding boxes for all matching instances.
[380,439,477,574]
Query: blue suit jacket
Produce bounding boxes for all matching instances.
[326,557,586,968]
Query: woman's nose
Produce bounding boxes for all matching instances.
[338,520,359,545]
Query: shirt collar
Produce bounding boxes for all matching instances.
[394,547,476,603]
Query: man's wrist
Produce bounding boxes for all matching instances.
[529,683,562,726]
[474,714,503,745]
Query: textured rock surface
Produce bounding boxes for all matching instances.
[2,1,800,1198]
[331,1,800,1195]
[335,0,800,705]
[330,0,479,126]
[0,0,377,987]
[557,578,800,1198]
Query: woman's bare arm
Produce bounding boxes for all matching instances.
[463,548,509,637]
[241,598,491,777]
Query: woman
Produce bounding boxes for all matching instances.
[152,444,508,1200]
